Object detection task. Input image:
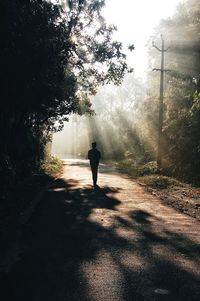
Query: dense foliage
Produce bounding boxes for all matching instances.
[145,0,200,183]
[0,0,129,181]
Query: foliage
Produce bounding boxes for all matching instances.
[137,161,158,176]
[116,159,158,178]
[1,0,129,129]
[145,0,200,183]
[41,154,63,177]
[139,175,181,190]
[117,159,138,177]
[0,0,129,180]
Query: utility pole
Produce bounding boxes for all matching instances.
[152,35,169,168]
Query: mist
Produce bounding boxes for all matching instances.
[52,0,186,162]
[51,73,153,162]
[52,0,200,183]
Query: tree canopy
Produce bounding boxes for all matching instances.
[0,0,130,178]
[1,0,129,129]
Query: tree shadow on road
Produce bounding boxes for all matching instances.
[2,179,200,301]
[114,209,200,301]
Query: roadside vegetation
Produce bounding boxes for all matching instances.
[40,154,63,178]
[115,158,200,221]
[115,158,182,189]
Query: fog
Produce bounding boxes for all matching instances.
[51,73,156,161]
[52,0,198,165]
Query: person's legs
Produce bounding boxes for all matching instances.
[91,164,98,186]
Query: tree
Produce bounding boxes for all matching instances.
[0,0,130,179]
[146,0,200,182]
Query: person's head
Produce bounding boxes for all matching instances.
[92,142,96,148]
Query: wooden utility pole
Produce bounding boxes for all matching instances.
[152,35,169,168]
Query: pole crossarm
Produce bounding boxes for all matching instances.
[152,42,162,52]
[152,68,171,72]
[152,41,169,52]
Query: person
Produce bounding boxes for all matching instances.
[88,142,101,186]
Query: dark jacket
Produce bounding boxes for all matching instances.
[88,148,101,166]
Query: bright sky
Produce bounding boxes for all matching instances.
[103,0,182,77]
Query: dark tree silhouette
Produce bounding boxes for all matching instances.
[0,0,129,180]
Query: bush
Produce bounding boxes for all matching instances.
[139,175,181,189]
[116,160,158,177]
[116,159,138,177]
[41,154,63,177]
[137,161,158,176]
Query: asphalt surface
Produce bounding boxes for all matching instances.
[2,159,200,301]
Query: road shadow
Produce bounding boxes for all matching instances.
[2,179,200,301]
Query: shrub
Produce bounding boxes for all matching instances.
[137,161,158,176]
[41,154,63,177]
[139,175,181,189]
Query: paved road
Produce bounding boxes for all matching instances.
[3,159,200,300]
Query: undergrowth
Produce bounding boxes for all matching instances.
[41,154,63,178]
[139,175,181,189]
[116,159,158,177]
[116,159,182,189]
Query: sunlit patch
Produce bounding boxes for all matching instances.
[64,199,72,203]
[70,34,78,44]
[48,187,66,192]
[79,250,124,301]
[114,227,140,239]
[119,251,148,269]
[154,288,170,295]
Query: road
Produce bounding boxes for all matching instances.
[3,159,200,301]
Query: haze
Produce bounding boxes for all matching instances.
[52,0,183,159]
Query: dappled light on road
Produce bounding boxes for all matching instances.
[3,160,200,301]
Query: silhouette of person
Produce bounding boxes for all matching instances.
[88,142,101,186]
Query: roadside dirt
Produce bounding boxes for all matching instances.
[138,182,200,222]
